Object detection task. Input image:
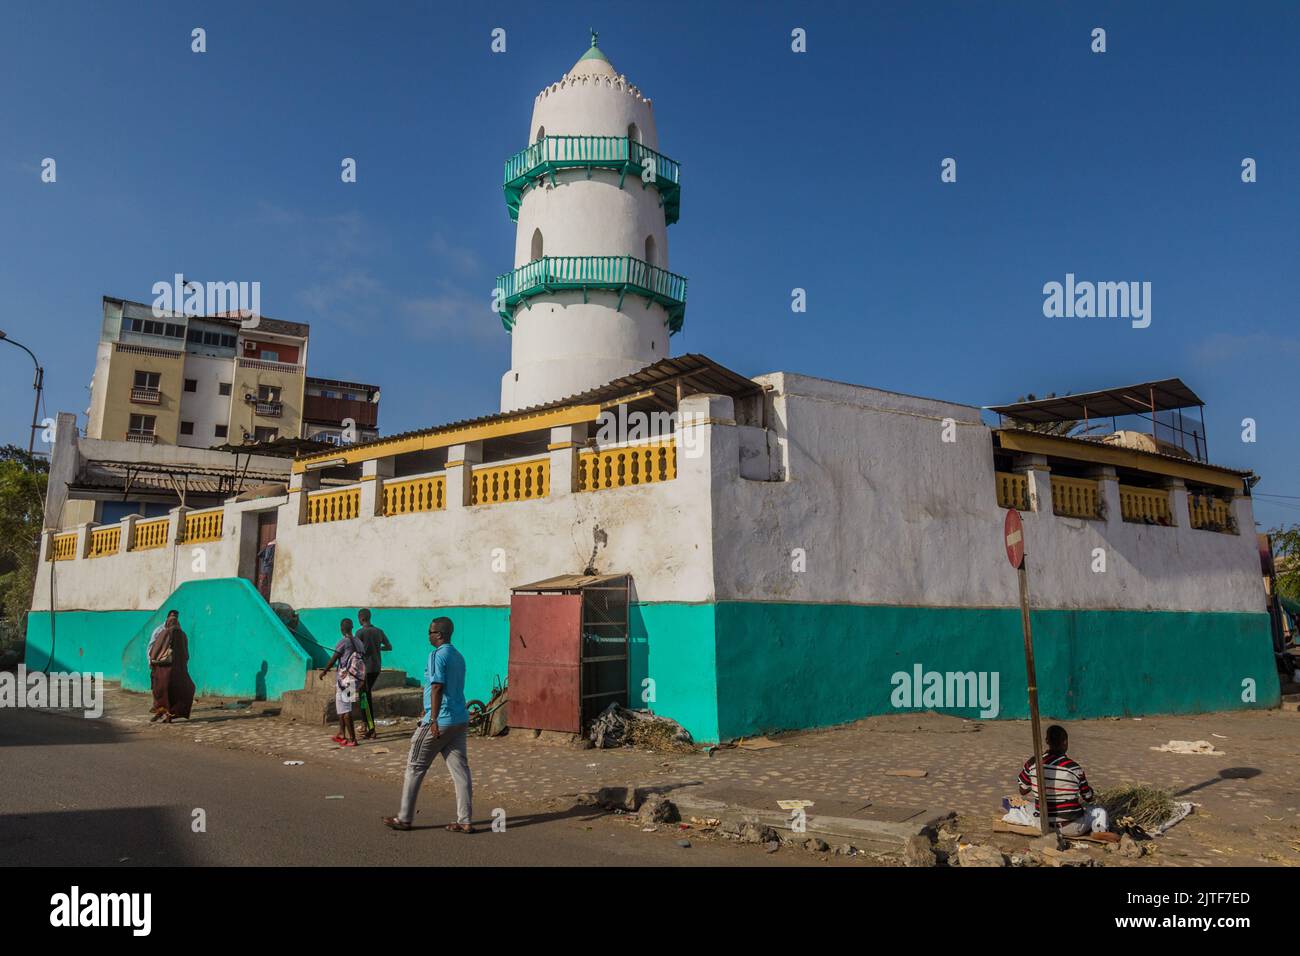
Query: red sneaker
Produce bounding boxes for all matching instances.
[341,740,358,747]
[332,735,346,745]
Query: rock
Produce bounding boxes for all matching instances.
[1118,834,1145,859]
[1041,846,1095,867]
[903,834,937,867]
[718,820,743,836]
[764,841,780,853]
[808,837,830,853]
[569,737,595,750]
[675,839,691,848]
[738,820,778,845]
[832,844,856,856]
[956,844,1007,868]
[595,785,640,812]
[637,794,679,825]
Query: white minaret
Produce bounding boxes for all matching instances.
[498,32,685,411]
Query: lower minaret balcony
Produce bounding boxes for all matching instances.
[496,255,687,333]
[503,136,681,224]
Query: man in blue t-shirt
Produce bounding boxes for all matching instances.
[384,616,474,832]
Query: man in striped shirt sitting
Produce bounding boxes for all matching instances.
[1009,724,1108,836]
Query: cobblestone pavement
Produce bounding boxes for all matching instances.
[53,685,1300,867]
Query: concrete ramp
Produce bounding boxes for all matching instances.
[121,578,312,701]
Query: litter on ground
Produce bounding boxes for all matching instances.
[1150,739,1224,755]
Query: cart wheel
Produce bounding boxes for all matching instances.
[467,700,487,734]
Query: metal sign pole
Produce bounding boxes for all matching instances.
[1017,559,1049,836]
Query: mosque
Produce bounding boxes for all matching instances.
[28,36,1278,742]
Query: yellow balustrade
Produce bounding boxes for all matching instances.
[469,458,549,505]
[1050,475,1102,519]
[183,508,224,543]
[383,474,446,516]
[132,517,171,550]
[578,440,678,492]
[50,533,78,561]
[88,526,121,558]
[307,486,362,524]
[1119,485,1171,525]
[994,471,1029,511]
[1188,494,1234,533]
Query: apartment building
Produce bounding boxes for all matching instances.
[302,376,381,445]
[86,297,374,449]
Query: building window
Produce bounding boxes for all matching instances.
[253,427,278,443]
[530,228,544,261]
[258,384,282,403]
[535,125,545,143]
[184,378,197,392]
[180,421,194,435]
[133,370,161,389]
[644,234,657,267]
[214,424,228,439]
[128,414,156,436]
[628,122,641,144]
[260,350,279,362]
[218,382,231,396]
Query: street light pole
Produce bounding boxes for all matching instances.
[0,331,45,455]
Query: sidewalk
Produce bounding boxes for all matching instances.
[61,684,1300,866]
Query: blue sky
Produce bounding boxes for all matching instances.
[1,1,1296,528]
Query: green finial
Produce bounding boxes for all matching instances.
[579,29,609,64]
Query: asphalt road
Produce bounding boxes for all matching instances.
[0,709,827,867]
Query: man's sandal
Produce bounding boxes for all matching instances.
[445,823,474,833]
[382,817,412,830]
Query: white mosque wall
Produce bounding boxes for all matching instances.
[711,373,1265,616]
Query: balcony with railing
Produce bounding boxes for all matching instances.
[88,526,121,558]
[503,136,681,224]
[182,508,224,543]
[129,386,161,405]
[1050,475,1102,520]
[306,486,362,524]
[304,394,378,428]
[469,458,550,505]
[125,431,158,444]
[253,400,283,419]
[578,440,677,491]
[1188,494,1235,534]
[1119,485,1172,525]
[994,472,1029,511]
[496,255,687,333]
[383,473,445,516]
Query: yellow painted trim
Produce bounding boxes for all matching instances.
[547,441,578,451]
[996,430,1246,490]
[444,460,464,469]
[292,403,604,473]
[359,475,377,482]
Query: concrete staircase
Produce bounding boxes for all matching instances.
[278,668,423,724]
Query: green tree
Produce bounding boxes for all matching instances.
[0,445,48,650]
[1272,524,1300,603]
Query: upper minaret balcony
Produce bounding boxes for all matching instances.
[504,136,681,225]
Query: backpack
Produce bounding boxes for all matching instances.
[339,636,366,686]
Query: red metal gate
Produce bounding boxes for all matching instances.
[506,592,583,733]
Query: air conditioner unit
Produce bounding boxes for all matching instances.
[244,341,257,353]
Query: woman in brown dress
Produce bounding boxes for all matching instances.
[149,611,196,722]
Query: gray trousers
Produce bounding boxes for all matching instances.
[398,722,472,825]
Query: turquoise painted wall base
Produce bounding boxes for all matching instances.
[26,597,1278,743]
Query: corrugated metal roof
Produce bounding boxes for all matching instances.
[512,573,628,592]
[988,379,1204,423]
[297,353,761,463]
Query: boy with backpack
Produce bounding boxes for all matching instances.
[319,618,367,747]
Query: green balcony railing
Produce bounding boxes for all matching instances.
[496,255,687,334]
[503,136,681,225]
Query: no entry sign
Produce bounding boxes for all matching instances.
[1004,508,1025,569]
